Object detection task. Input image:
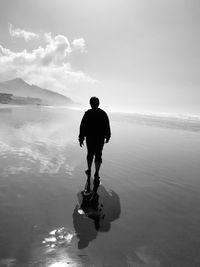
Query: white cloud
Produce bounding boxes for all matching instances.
[0,31,97,93]
[9,23,39,41]
[72,38,87,53]
[42,33,72,65]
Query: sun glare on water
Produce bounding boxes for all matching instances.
[49,263,68,267]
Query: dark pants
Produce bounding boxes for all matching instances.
[86,136,105,163]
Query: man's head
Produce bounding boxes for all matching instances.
[90,97,100,109]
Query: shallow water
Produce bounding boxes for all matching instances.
[0,106,200,266]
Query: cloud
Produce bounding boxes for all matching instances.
[1,32,71,67]
[42,33,72,65]
[0,30,97,93]
[72,38,87,53]
[9,23,39,41]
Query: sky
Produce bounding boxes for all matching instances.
[0,0,200,114]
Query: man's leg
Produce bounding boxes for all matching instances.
[91,137,104,194]
[84,155,93,194]
[84,138,94,194]
[94,161,101,178]
[93,161,101,193]
[86,138,94,177]
[94,138,104,179]
[86,156,93,177]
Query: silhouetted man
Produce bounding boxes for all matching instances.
[79,97,111,193]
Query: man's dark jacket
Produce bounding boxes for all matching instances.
[79,108,111,142]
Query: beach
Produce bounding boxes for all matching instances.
[0,106,200,266]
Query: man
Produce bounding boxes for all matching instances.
[79,97,111,193]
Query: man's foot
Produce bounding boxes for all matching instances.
[84,176,91,196]
[85,169,91,178]
[83,180,92,196]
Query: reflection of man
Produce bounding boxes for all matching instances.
[73,204,98,249]
[79,97,111,191]
[73,186,121,249]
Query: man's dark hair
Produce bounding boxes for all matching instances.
[90,97,100,109]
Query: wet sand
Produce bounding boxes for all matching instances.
[0,106,200,266]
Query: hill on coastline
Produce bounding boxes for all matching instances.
[0,78,76,106]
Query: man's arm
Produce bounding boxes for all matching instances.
[79,112,87,147]
[105,113,111,143]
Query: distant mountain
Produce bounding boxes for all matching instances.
[0,78,77,106]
